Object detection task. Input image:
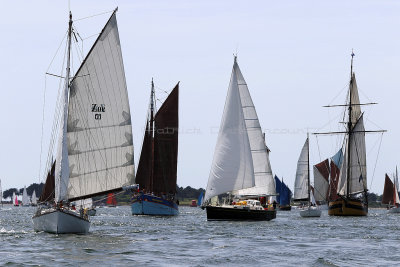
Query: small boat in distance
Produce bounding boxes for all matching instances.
[275,176,292,211]
[31,190,37,206]
[22,186,30,207]
[294,136,321,218]
[106,193,117,208]
[382,171,400,213]
[132,79,179,216]
[32,8,137,234]
[13,192,19,207]
[203,56,276,221]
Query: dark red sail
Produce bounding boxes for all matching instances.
[382,174,394,204]
[106,193,117,206]
[135,121,153,192]
[329,160,340,201]
[153,83,179,195]
[39,161,56,202]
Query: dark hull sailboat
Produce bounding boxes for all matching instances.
[328,198,367,216]
[132,81,179,216]
[206,206,276,221]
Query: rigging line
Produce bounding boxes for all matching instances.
[38,75,48,183]
[91,189,127,205]
[365,117,385,131]
[315,135,322,162]
[328,81,350,106]
[46,31,68,73]
[369,133,384,189]
[74,9,115,22]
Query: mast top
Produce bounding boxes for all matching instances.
[233,53,237,63]
[350,49,355,76]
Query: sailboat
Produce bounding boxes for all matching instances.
[294,136,321,217]
[203,56,276,221]
[132,79,179,216]
[382,172,400,213]
[31,190,37,206]
[22,186,29,206]
[197,191,204,207]
[313,159,330,209]
[106,193,117,208]
[316,52,385,216]
[32,9,137,234]
[275,176,292,210]
[13,192,19,207]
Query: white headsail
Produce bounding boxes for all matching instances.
[63,13,135,201]
[12,192,16,205]
[204,59,255,202]
[32,190,37,205]
[22,186,29,206]
[294,138,309,201]
[235,62,276,196]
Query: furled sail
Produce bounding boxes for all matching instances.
[153,84,179,195]
[382,174,394,204]
[66,12,135,201]
[350,74,361,127]
[235,62,275,196]
[205,59,254,202]
[338,114,367,195]
[313,159,330,202]
[39,161,56,202]
[294,138,309,201]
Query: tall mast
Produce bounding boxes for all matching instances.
[65,12,73,96]
[346,51,354,198]
[307,134,310,205]
[149,78,155,191]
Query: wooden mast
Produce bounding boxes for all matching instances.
[149,79,155,192]
[346,51,354,198]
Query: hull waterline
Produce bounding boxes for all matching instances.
[328,199,367,216]
[205,206,276,221]
[132,194,179,216]
[32,209,90,234]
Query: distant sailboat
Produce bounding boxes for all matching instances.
[315,52,385,216]
[132,79,179,216]
[32,9,137,234]
[203,56,276,221]
[197,191,204,207]
[294,136,321,217]
[31,190,37,206]
[22,186,29,206]
[106,193,117,207]
[13,193,19,207]
[275,176,292,211]
[382,173,400,213]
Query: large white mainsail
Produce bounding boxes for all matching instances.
[204,58,255,202]
[235,62,276,196]
[65,13,135,201]
[294,138,309,201]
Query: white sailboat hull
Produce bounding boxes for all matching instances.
[388,207,400,213]
[32,209,90,234]
[300,207,322,217]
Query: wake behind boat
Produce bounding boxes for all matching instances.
[132,80,179,216]
[203,56,276,221]
[33,9,137,234]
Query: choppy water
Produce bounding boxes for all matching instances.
[0,205,399,266]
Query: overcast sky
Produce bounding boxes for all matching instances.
[1,0,399,196]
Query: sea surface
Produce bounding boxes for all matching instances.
[0,205,399,266]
